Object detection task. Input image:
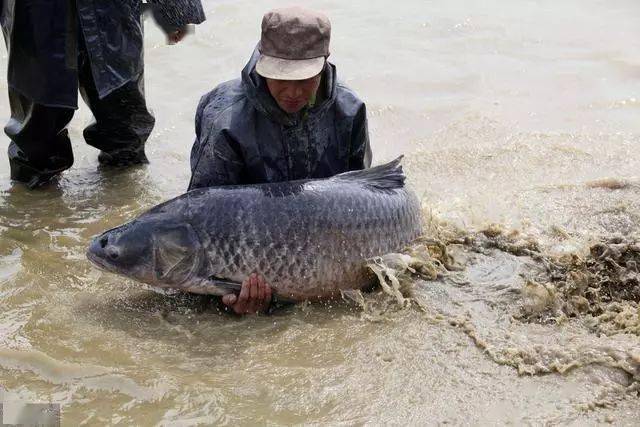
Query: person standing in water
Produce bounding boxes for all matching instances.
[189,7,372,314]
[0,0,206,189]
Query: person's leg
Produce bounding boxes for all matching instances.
[4,89,75,188]
[78,35,155,166]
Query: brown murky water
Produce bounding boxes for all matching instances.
[1,0,639,424]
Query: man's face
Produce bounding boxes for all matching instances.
[266,74,322,114]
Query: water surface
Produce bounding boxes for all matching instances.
[0,0,639,424]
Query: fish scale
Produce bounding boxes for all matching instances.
[87,158,423,301]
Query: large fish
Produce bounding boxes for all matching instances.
[86,157,423,301]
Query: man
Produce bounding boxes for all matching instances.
[0,0,205,189]
[189,7,372,314]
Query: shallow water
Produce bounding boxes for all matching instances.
[1,0,639,424]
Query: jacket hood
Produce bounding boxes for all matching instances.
[241,46,338,126]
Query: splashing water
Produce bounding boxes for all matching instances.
[362,223,639,413]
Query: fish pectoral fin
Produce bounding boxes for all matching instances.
[205,276,296,305]
[205,276,243,295]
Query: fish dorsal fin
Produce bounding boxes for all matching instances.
[332,156,406,190]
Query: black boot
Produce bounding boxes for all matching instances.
[97,146,149,167]
[8,143,73,189]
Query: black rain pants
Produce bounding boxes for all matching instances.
[4,15,155,188]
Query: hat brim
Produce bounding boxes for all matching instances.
[256,55,325,80]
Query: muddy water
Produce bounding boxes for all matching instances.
[1,0,639,424]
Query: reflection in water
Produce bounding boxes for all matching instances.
[0,0,639,424]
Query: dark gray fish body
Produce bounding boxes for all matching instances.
[87,158,423,301]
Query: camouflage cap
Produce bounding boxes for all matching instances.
[256,7,331,81]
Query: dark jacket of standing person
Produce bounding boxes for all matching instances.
[188,47,372,189]
[1,0,205,108]
[0,0,205,188]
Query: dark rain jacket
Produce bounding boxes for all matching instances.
[188,48,372,189]
[0,0,205,109]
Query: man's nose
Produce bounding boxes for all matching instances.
[284,83,303,98]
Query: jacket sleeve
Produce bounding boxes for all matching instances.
[146,0,206,32]
[188,95,245,190]
[349,103,373,170]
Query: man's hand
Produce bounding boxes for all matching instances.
[222,273,272,315]
[167,26,189,44]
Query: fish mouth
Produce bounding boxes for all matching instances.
[86,249,118,274]
[86,234,120,274]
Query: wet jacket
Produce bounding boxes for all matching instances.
[0,0,205,109]
[188,48,372,189]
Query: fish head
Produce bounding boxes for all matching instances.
[87,217,205,288]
